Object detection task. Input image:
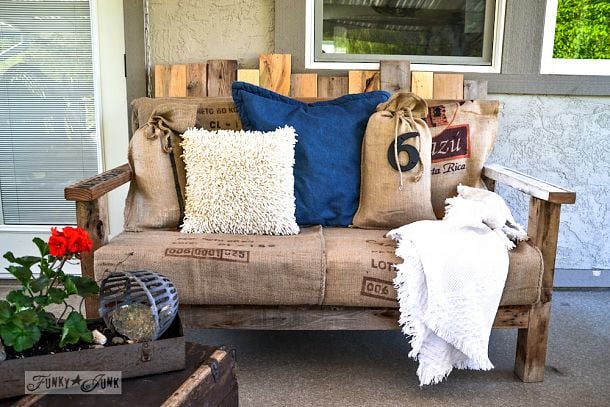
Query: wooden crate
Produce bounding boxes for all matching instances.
[0,317,185,400]
[3,343,237,407]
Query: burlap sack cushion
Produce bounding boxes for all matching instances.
[427,100,500,218]
[353,92,436,229]
[124,103,197,231]
[181,126,299,235]
[124,97,243,231]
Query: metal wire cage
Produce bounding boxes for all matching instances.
[99,270,179,340]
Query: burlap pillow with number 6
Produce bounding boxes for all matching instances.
[427,100,500,218]
[353,92,436,229]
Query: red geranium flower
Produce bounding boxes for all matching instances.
[48,228,67,257]
[47,227,92,257]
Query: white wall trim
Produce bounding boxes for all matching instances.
[540,0,610,76]
[304,0,505,73]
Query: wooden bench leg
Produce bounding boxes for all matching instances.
[514,302,551,382]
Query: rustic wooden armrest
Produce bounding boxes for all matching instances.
[64,163,131,319]
[482,163,576,307]
[482,163,575,204]
[64,163,132,202]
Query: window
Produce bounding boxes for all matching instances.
[0,0,100,226]
[307,0,506,72]
[541,0,610,75]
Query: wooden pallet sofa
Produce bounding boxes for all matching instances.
[65,56,576,383]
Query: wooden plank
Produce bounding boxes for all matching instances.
[180,305,527,330]
[317,76,348,98]
[410,71,434,99]
[433,73,464,99]
[154,65,170,97]
[463,79,488,99]
[259,53,291,95]
[206,60,237,97]
[154,64,187,97]
[65,164,132,202]
[528,198,563,302]
[482,164,576,204]
[348,70,380,93]
[290,73,318,97]
[186,63,207,97]
[162,349,236,407]
[515,302,551,382]
[76,199,107,319]
[379,60,411,93]
[237,68,260,86]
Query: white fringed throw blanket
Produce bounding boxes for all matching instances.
[388,185,527,386]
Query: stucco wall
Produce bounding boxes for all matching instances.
[149,0,274,67]
[490,95,610,270]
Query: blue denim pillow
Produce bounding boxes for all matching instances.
[232,81,390,226]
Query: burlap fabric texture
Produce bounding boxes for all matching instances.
[353,92,436,229]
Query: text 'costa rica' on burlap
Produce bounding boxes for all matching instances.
[124,97,243,231]
[353,92,436,229]
[427,100,500,218]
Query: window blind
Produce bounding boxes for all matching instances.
[0,0,98,225]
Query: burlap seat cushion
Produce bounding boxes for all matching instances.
[321,228,543,308]
[94,226,325,306]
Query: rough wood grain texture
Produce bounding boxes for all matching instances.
[379,61,411,93]
[528,198,563,303]
[463,79,488,99]
[483,164,576,204]
[207,60,237,97]
[180,305,527,330]
[259,53,291,95]
[433,73,464,99]
[162,349,236,407]
[410,71,434,99]
[186,63,207,97]
[0,321,185,399]
[237,68,260,86]
[154,64,187,97]
[64,164,131,202]
[317,76,348,98]
[76,199,108,319]
[290,73,318,97]
[348,70,380,93]
[515,302,551,382]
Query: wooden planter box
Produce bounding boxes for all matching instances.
[0,316,185,399]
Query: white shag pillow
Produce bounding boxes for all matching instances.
[181,126,299,235]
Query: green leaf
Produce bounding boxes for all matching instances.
[70,276,99,297]
[3,252,40,268]
[6,265,32,285]
[0,300,13,323]
[48,287,68,305]
[33,237,49,257]
[15,309,38,325]
[59,311,92,347]
[30,275,50,293]
[6,290,34,308]
[33,295,50,307]
[0,321,41,352]
[36,310,57,332]
[63,276,77,296]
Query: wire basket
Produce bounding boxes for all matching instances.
[99,270,179,341]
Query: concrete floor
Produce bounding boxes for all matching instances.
[1,286,608,406]
[187,291,610,407]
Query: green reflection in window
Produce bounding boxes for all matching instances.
[553,0,610,59]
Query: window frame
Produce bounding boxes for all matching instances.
[305,0,507,73]
[540,0,610,76]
